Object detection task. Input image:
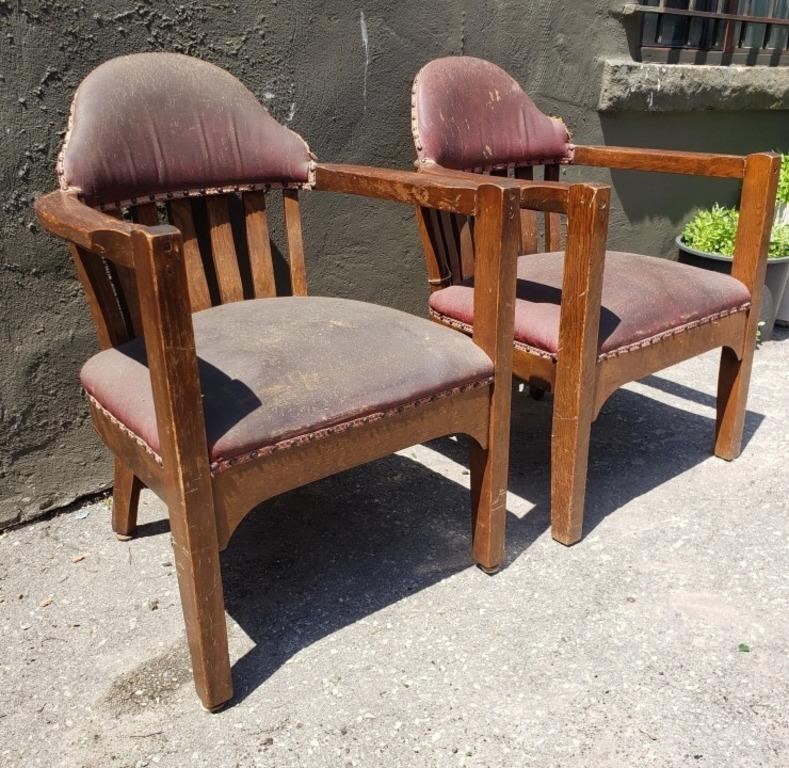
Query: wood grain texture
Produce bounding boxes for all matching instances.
[69,244,131,348]
[131,224,232,710]
[543,165,562,251]
[715,152,781,459]
[515,166,538,254]
[243,191,277,298]
[283,190,308,296]
[315,162,517,215]
[214,384,492,547]
[468,184,520,571]
[415,206,452,290]
[112,458,142,540]
[573,145,746,178]
[35,190,136,266]
[594,312,747,419]
[39,163,529,710]
[168,199,212,311]
[206,196,244,303]
[549,184,610,546]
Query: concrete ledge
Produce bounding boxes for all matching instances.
[598,58,789,112]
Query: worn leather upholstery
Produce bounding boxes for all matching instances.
[411,56,573,171]
[80,297,494,470]
[58,53,314,208]
[429,252,751,359]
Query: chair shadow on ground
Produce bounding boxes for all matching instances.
[207,376,764,705]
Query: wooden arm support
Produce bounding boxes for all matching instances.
[35,190,140,266]
[416,163,576,214]
[572,145,749,179]
[314,162,525,216]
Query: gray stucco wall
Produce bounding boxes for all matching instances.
[1,0,787,528]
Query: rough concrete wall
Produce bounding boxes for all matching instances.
[1,0,787,528]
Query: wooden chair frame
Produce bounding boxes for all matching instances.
[417,146,781,546]
[34,163,556,710]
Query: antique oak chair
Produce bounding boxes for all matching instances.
[35,53,528,710]
[411,56,780,547]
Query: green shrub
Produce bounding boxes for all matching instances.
[682,203,789,260]
[778,153,789,206]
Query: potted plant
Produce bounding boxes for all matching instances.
[676,153,789,340]
[774,153,789,326]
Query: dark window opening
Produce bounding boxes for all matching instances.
[627,0,788,65]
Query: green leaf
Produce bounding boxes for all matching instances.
[737,642,751,653]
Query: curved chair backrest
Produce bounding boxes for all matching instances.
[411,56,573,172]
[57,53,316,346]
[59,52,314,209]
[411,56,574,287]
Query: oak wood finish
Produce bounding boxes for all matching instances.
[112,458,143,540]
[543,165,562,252]
[36,164,521,711]
[206,196,245,303]
[168,199,213,311]
[572,145,746,179]
[416,149,780,546]
[283,190,308,296]
[243,191,277,298]
[714,152,780,459]
[549,184,609,545]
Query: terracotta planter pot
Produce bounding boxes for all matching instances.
[676,236,789,341]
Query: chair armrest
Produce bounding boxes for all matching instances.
[572,145,749,179]
[417,164,578,214]
[34,190,143,266]
[314,162,525,216]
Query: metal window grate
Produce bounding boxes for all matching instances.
[625,0,789,64]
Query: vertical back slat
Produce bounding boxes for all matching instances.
[544,165,562,251]
[515,166,539,254]
[169,199,213,311]
[70,244,131,348]
[415,206,452,291]
[133,203,159,227]
[243,191,277,298]
[283,190,308,296]
[206,195,244,303]
[111,206,151,337]
[438,211,463,284]
[458,216,475,281]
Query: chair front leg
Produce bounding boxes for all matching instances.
[550,183,609,546]
[112,458,142,540]
[715,153,779,461]
[714,344,752,460]
[469,438,508,572]
[169,494,233,711]
[550,376,596,545]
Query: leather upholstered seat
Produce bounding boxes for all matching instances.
[429,251,751,359]
[80,296,494,471]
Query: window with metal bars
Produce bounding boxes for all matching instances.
[625,0,788,64]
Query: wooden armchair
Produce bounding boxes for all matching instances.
[35,53,528,711]
[410,56,780,547]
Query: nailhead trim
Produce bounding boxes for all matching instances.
[57,77,318,212]
[209,377,493,473]
[410,66,575,173]
[430,302,751,363]
[86,377,494,476]
[86,393,164,466]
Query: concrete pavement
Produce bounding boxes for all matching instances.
[1,330,787,767]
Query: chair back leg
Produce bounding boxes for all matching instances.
[112,459,142,540]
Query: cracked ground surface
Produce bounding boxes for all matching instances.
[1,330,787,767]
